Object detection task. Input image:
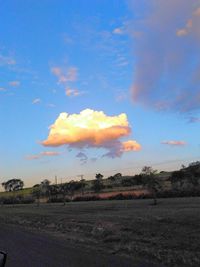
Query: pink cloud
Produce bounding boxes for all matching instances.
[51,66,78,84]
[65,88,80,97]
[9,81,20,87]
[130,0,200,113]
[161,140,187,146]
[113,28,124,35]
[26,151,60,160]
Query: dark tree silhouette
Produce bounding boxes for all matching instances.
[32,185,41,206]
[95,173,103,180]
[93,173,104,193]
[141,166,161,205]
[2,179,24,192]
[40,179,51,199]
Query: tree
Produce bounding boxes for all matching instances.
[170,170,185,189]
[49,184,59,201]
[60,183,69,205]
[95,173,103,180]
[32,179,51,205]
[113,173,122,179]
[67,180,77,200]
[2,179,24,192]
[93,173,104,193]
[183,161,200,188]
[40,179,51,199]
[141,166,161,205]
[32,184,41,206]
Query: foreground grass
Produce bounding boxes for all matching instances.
[0,197,199,266]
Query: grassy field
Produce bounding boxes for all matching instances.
[0,187,33,197]
[0,197,199,266]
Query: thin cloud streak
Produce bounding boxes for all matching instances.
[9,81,20,87]
[188,117,200,123]
[161,140,187,146]
[26,151,60,160]
[32,98,41,104]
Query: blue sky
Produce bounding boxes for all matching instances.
[0,0,200,188]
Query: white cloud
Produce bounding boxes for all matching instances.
[42,109,141,158]
[32,98,41,104]
[113,27,124,35]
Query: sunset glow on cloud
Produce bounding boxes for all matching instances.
[51,66,78,84]
[161,141,187,146]
[131,0,200,113]
[42,109,141,157]
[26,151,60,160]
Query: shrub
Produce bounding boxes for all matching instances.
[73,195,101,202]
[0,195,34,205]
[47,197,70,203]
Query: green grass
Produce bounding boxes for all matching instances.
[0,187,33,197]
[0,197,199,266]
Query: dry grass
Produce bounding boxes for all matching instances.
[0,197,199,266]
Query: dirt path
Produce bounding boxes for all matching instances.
[0,223,158,267]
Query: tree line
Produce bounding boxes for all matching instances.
[1,161,200,205]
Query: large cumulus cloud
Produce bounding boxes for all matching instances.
[130,0,200,113]
[42,109,141,158]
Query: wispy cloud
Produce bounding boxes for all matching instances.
[130,0,200,113]
[188,117,200,123]
[32,98,41,104]
[65,88,80,97]
[65,87,86,97]
[46,103,56,108]
[0,54,16,66]
[26,151,60,160]
[161,140,187,146]
[76,152,88,164]
[42,109,141,158]
[9,81,20,87]
[51,66,78,84]
[115,91,128,102]
[113,27,124,35]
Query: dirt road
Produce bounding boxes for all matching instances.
[0,223,157,267]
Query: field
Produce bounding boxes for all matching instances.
[0,197,200,266]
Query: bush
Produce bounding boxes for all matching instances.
[47,197,70,203]
[73,195,101,202]
[0,195,34,205]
